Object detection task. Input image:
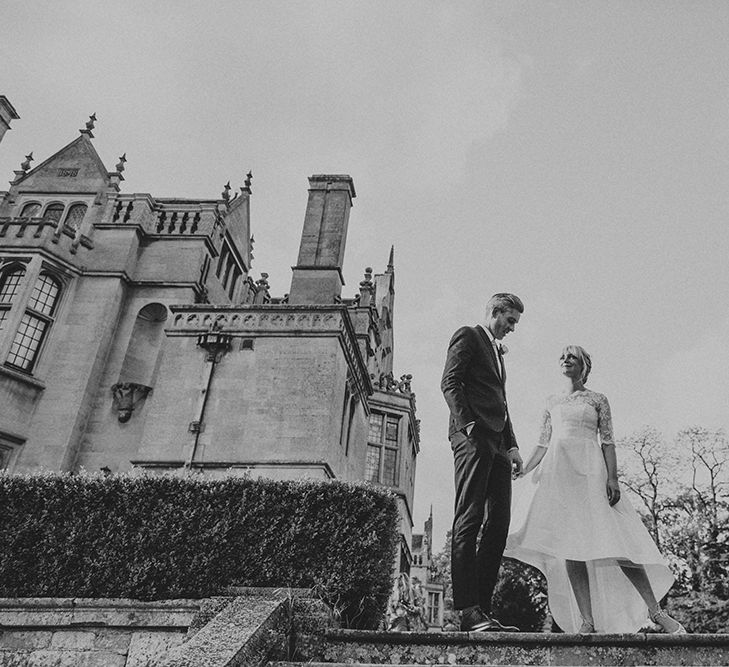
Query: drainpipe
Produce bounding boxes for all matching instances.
[187,326,232,469]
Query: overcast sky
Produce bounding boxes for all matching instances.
[2,1,728,551]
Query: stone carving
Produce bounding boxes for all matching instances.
[372,372,415,397]
[12,153,33,184]
[387,573,427,632]
[171,309,340,333]
[196,322,232,362]
[111,382,152,423]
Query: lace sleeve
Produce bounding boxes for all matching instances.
[596,393,615,446]
[538,406,552,446]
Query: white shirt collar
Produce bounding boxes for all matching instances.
[480,324,498,347]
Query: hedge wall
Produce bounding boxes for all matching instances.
[0,473,400,629]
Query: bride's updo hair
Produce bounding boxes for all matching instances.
[562,345,592,383]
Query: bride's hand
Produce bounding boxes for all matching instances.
[606,478,621,506]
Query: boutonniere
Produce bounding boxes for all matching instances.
[499,344,509,355]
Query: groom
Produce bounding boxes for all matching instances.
[441,293,524,632]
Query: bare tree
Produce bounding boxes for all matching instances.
[674,427,729,596]
[618,426,679,550]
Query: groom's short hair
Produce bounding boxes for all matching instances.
[487,293,524,316]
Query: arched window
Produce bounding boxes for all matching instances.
[64,203,87,231]
[20,202,41,218]
[42,203,65,227]
[6,273,61,372]
[0,266,25,333]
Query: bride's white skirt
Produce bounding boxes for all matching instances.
[505,436,674,633]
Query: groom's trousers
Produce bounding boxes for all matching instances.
[450,426,512,613]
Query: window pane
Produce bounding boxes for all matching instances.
[368,413,384,442]
[0,308,7,333]
[64,203,87,231]
[20,203,40,217]
[365,444,381,482]
[385,416,399,443]
[428,592,440,624]
[0,268,25,303]
[7,313,47,370]
[383,448,397,485]
[28,275,60,316]
[43,204,64,224]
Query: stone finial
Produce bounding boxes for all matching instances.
[20,152,33,172]
[253,272,271,304]
[387,245,394,273]
[115,153,127,174]
[242,171,253,194]
[222,181,231,202]
[11,152,33,184]
[359,266,374,307]
[80,113,97,137]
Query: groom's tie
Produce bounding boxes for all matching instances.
[496,344,506,383]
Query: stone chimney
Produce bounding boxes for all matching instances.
[0,96,19,146]
[288,174,356,304]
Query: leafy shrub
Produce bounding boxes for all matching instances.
[667,591,729,634]
[0,473,399,629]
[492,558,548,631]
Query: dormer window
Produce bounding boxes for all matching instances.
[42,203,64,227]
[64,203,87,231]
[20,202,40,218]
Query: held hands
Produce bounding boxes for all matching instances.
[606,477,621,506]
[508,448,523,479]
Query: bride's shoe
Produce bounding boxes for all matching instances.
[578,618,596,633]
[649,606,687,634]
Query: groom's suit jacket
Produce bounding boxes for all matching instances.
[441,324,517,451]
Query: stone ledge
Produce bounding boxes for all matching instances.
[156,596,289,666]
[294,629,729,667]
[325,628,729,647]
[0,598,201,629]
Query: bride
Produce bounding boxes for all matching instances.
[505,345,685,634]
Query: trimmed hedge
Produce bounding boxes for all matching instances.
[0,473,399,629]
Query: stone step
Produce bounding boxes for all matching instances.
[291,629,729,665]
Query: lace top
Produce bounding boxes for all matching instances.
[538,389,615,447]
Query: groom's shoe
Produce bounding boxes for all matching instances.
[485,616,520,632]
[459,606,493,632]
[460,607,520,632]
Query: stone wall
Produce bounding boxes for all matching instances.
[0,591,314,666]
[0,597,199,666]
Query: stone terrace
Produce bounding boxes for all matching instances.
[279,628,729,666]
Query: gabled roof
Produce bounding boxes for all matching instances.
[12,134,111,193]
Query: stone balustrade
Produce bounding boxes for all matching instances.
[0,216,93,251]
[108,196,224,238]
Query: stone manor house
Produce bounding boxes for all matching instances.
[0,101,432,590]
